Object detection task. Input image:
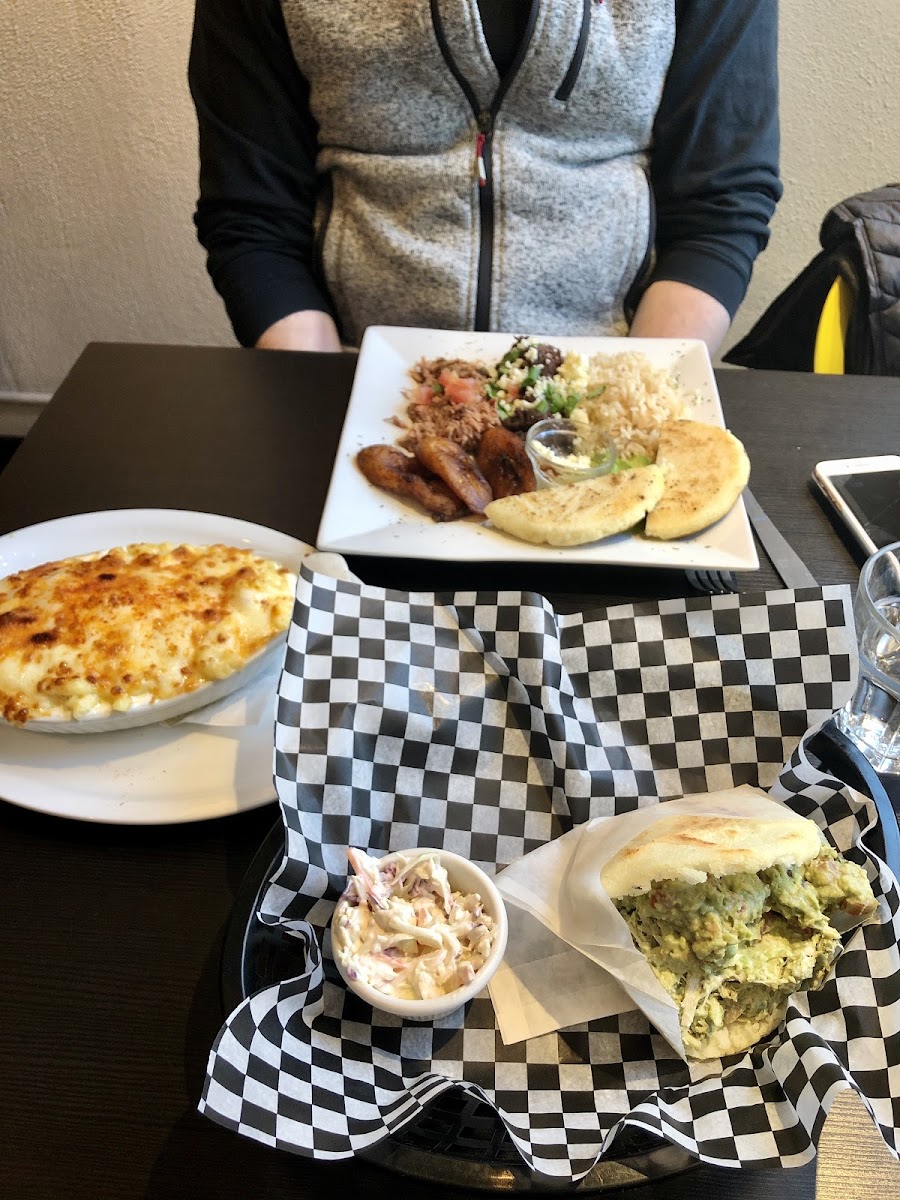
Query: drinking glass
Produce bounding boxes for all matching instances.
[837,540,900,774]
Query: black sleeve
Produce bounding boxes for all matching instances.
[188,0,332,347]
[646,0,783,318]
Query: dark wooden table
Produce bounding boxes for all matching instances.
[1,344,898,1200]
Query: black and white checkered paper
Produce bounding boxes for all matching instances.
[200,568,900,1180]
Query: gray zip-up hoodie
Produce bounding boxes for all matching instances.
[279,0,675,344]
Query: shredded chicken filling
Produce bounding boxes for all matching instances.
[615,847,875,1042]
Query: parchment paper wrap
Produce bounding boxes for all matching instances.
[492,787,878,1053]
[200,569,900,1181]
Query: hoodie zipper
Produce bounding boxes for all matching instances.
[624,174,657,323]
[430,0,540,330]
[555,0,592,103]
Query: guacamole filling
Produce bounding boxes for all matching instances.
[615,847,875,1046]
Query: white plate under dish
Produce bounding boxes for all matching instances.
[317,327,758,572]
[0,509,311,824]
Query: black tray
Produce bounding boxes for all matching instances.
[219,719,900,1193]
[220,817,695,1193]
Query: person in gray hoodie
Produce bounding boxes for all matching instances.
[190,0,781,354]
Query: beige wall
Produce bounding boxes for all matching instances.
[0,0,232,396]
[1,0,898,396]
[728,0,900,352]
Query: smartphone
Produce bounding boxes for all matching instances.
[814,455,900,555]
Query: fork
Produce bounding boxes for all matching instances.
[685,568,738,595]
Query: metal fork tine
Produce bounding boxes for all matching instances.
[685,569,739,595]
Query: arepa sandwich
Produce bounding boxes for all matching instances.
[601,812,876,1059]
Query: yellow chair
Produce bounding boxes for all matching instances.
[813,275,853,375]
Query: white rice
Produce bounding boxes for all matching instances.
[568,352,686,461]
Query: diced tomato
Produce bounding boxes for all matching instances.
[437,369,484,405]
[413,383,436,405]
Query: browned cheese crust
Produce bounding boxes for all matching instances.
[0,543,295,723]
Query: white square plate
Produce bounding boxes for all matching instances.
[317,327,758,571]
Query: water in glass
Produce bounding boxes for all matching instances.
[838,543,900,774]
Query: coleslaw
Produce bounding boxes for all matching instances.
[332,848,496,1001]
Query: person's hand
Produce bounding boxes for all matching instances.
[255,310,342,352]
[629,281,730,353]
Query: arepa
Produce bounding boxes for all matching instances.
[485,465,665,547]
[603,807,876,1059]
[644,419,750,540]
[600,811,824,900]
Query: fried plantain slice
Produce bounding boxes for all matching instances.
[415,436,493,514]
[476,425,536,499]
[357,445,467,521]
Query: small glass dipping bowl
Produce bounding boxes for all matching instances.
[524,418,616,489]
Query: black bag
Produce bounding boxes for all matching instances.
[724,184,900,376]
